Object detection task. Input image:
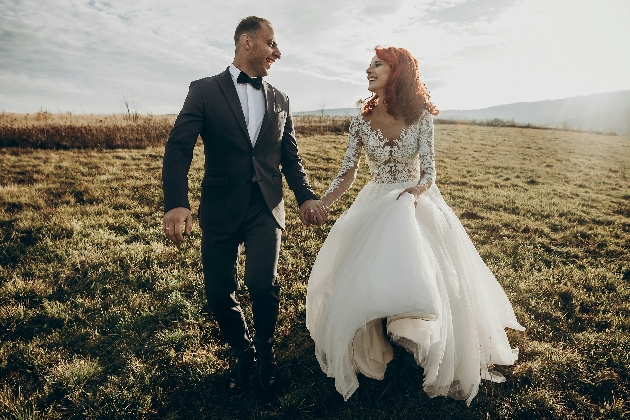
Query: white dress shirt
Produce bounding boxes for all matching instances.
[229,64,266,147]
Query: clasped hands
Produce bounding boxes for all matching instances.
[299,199,328,227]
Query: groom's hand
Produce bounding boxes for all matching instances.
[163,207,192,245]
[299,200,328,227]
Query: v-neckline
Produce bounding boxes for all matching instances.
[360,116,413,146]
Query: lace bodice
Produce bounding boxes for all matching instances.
[323,110,435,204]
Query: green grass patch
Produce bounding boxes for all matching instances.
[0,125,629,419]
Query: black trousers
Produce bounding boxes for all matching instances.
[201,184,281,360]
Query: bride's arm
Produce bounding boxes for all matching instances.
[321,118,363,208]
[397,110,435,202]
[416,108,436,190]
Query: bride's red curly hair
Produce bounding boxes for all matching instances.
[362,46,439,124]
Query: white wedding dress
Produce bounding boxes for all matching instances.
[306,110,525,405]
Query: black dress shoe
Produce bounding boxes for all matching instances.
[257,360,280,391]
[228,351,255,393]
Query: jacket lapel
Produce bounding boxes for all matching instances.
[255,81,275,149]
[217,68,250,144]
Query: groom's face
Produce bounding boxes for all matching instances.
[247,23,281,77]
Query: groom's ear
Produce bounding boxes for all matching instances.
[238,33,253,51]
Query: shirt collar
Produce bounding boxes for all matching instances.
[229,63,241,82]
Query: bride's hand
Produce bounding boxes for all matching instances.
[397,185,427,207]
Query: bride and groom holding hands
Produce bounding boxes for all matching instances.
[162,16,524,404]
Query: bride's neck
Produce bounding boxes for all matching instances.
[372,102,396,120]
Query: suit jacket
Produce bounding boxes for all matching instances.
[162,67,318,233]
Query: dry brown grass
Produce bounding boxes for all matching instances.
[435,117,620,136]
[0,111,176,149]
[0,112,350,149]
[1,112,617,152]
[293,116,351,137]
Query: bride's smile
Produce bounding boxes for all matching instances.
[366,56,390,94]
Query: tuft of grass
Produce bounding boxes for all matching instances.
[0,124,629,419]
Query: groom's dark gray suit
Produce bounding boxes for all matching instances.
[162,67,318,358]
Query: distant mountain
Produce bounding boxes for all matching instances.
[439,90,630,134]
[294,90,630,134]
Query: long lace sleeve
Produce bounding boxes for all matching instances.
[322,117,363,207]
[417,110,435,189]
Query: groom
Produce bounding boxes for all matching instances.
[162,16,327,393]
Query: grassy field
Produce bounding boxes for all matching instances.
[0,112,351,149]
[0,123,629,419]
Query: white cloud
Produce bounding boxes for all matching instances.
[0,0,629,114]
[424,0,521,24]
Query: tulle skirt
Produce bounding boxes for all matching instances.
[306,179,525,405]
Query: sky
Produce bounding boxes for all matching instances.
[1,0,629,114]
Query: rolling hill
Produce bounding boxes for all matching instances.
[295,90,630,134]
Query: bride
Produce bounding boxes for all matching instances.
[305,46,525,405]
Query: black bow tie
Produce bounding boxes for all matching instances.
[237,71,263,90]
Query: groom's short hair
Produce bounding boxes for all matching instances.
[234,16,272,47]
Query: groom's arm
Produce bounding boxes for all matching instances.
[279,97,327,225]
[280,111,317,204]
[163,80,204,213]
[162,81,204,244]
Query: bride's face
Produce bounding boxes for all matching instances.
[366,55,390,94]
